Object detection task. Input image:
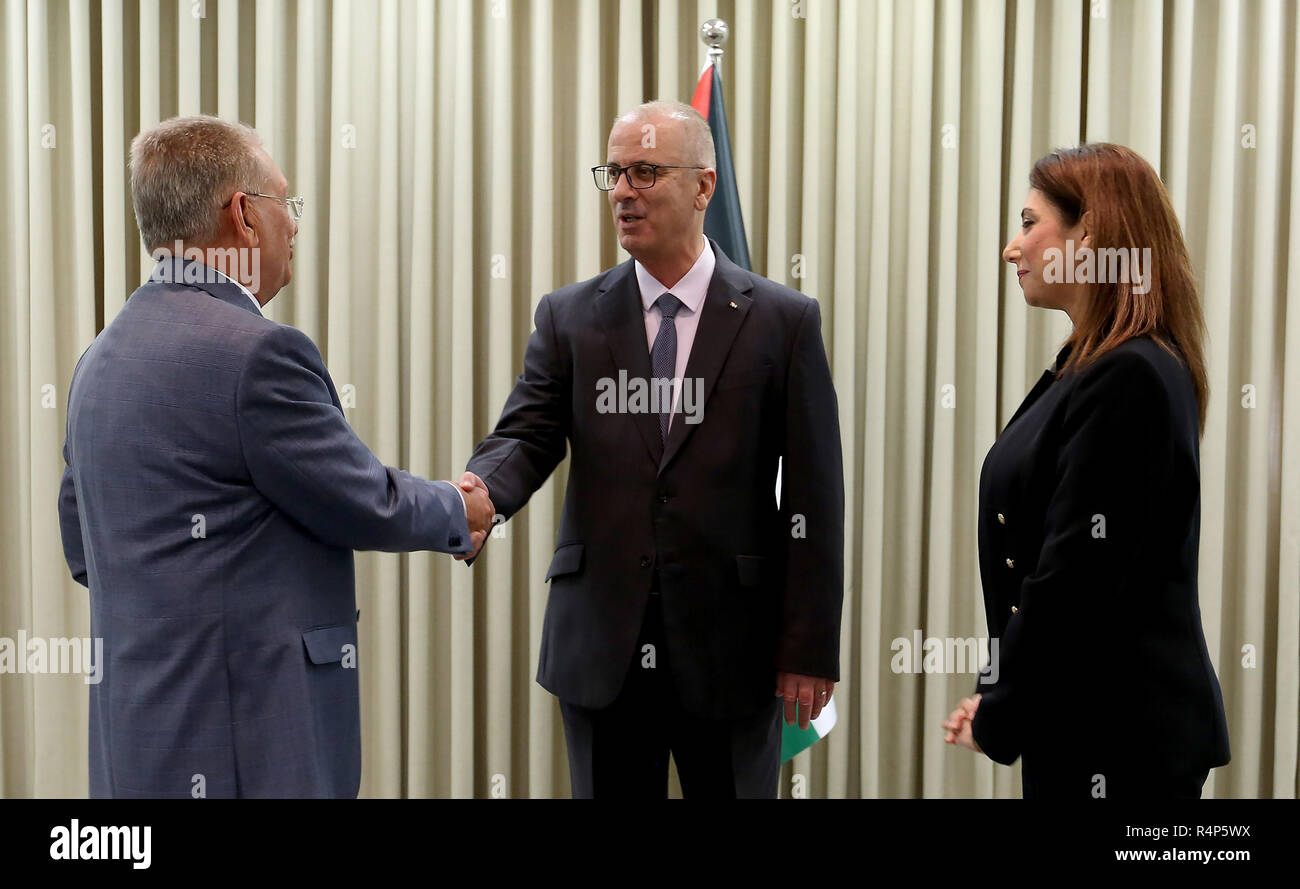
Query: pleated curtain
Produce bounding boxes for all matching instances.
[0,0,1295,798]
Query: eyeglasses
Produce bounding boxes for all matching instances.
[591,163,706,191]
[223,192,305,220]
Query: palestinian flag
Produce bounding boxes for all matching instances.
[693,58,833,765]
[690,62,751,270]
[780,697,838,763]
[774,452,838,763]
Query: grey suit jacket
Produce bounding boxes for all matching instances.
[58,258,470,798]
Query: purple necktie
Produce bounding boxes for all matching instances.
[650,293,681,442]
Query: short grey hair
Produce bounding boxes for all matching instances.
[613,100,716,169]
[129,115,271,252]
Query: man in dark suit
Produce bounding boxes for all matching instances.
[57,116,493,798]
[461,101,844,797]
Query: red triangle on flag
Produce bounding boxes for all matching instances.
[690,64,712,119]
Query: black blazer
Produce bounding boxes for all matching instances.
[971,335,1230,795]
[466,240,845,719]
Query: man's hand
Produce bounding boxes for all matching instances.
[456,471,494,535]
[942,693,982,752]
[454,471,493,561]
[775,672,835,729]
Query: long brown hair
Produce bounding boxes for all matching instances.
[1029,143,1209,434]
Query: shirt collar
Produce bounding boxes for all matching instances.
[634,237,714,315]
[206,265,262,311]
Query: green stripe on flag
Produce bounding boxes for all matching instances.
[780,697,837,762]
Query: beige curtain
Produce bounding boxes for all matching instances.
[0,0,1295,798]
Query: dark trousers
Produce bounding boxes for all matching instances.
[558,593,782,799]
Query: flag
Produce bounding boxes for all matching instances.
[692,58,834,765]
[690,62,751,270]
[780,698,837,763]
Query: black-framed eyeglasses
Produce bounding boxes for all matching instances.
[591,163,706,191]
[222,191,305,220]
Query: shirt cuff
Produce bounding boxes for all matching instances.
[442,480,468,518]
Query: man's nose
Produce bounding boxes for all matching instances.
[611,171,638,204]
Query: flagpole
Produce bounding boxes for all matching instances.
[691,15,752,270]
[700,18,728,69]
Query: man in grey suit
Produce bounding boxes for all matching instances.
[57,116,493,798]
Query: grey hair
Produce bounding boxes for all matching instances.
[613,100,716,169]
[129,115,271,252]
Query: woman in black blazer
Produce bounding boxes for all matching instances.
[943,144,1230,798]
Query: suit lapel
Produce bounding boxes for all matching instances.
[1004,368,1057,431]
[1004,344,1073,431]
[594,262,663,466]
[658,245,753,475]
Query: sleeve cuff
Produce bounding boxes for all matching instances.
[443,480,468,518]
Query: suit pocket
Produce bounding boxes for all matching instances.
[545,542,584,581]
[735,555,767,587]
[302,623,358,665]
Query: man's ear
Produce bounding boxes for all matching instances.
[228,193,260,247]
[696,168,717,210]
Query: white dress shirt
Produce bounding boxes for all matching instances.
[635,236,715,433]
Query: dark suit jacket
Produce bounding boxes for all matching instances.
[971,335,1230,794]
[466,240,845,719]
[58,258,471,798]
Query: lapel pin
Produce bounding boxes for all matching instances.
[729,301,738,309]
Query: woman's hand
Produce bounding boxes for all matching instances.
[942,694,982,752]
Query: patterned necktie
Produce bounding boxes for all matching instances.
[650,293,681,443]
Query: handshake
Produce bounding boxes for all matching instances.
[451,470,494,561]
